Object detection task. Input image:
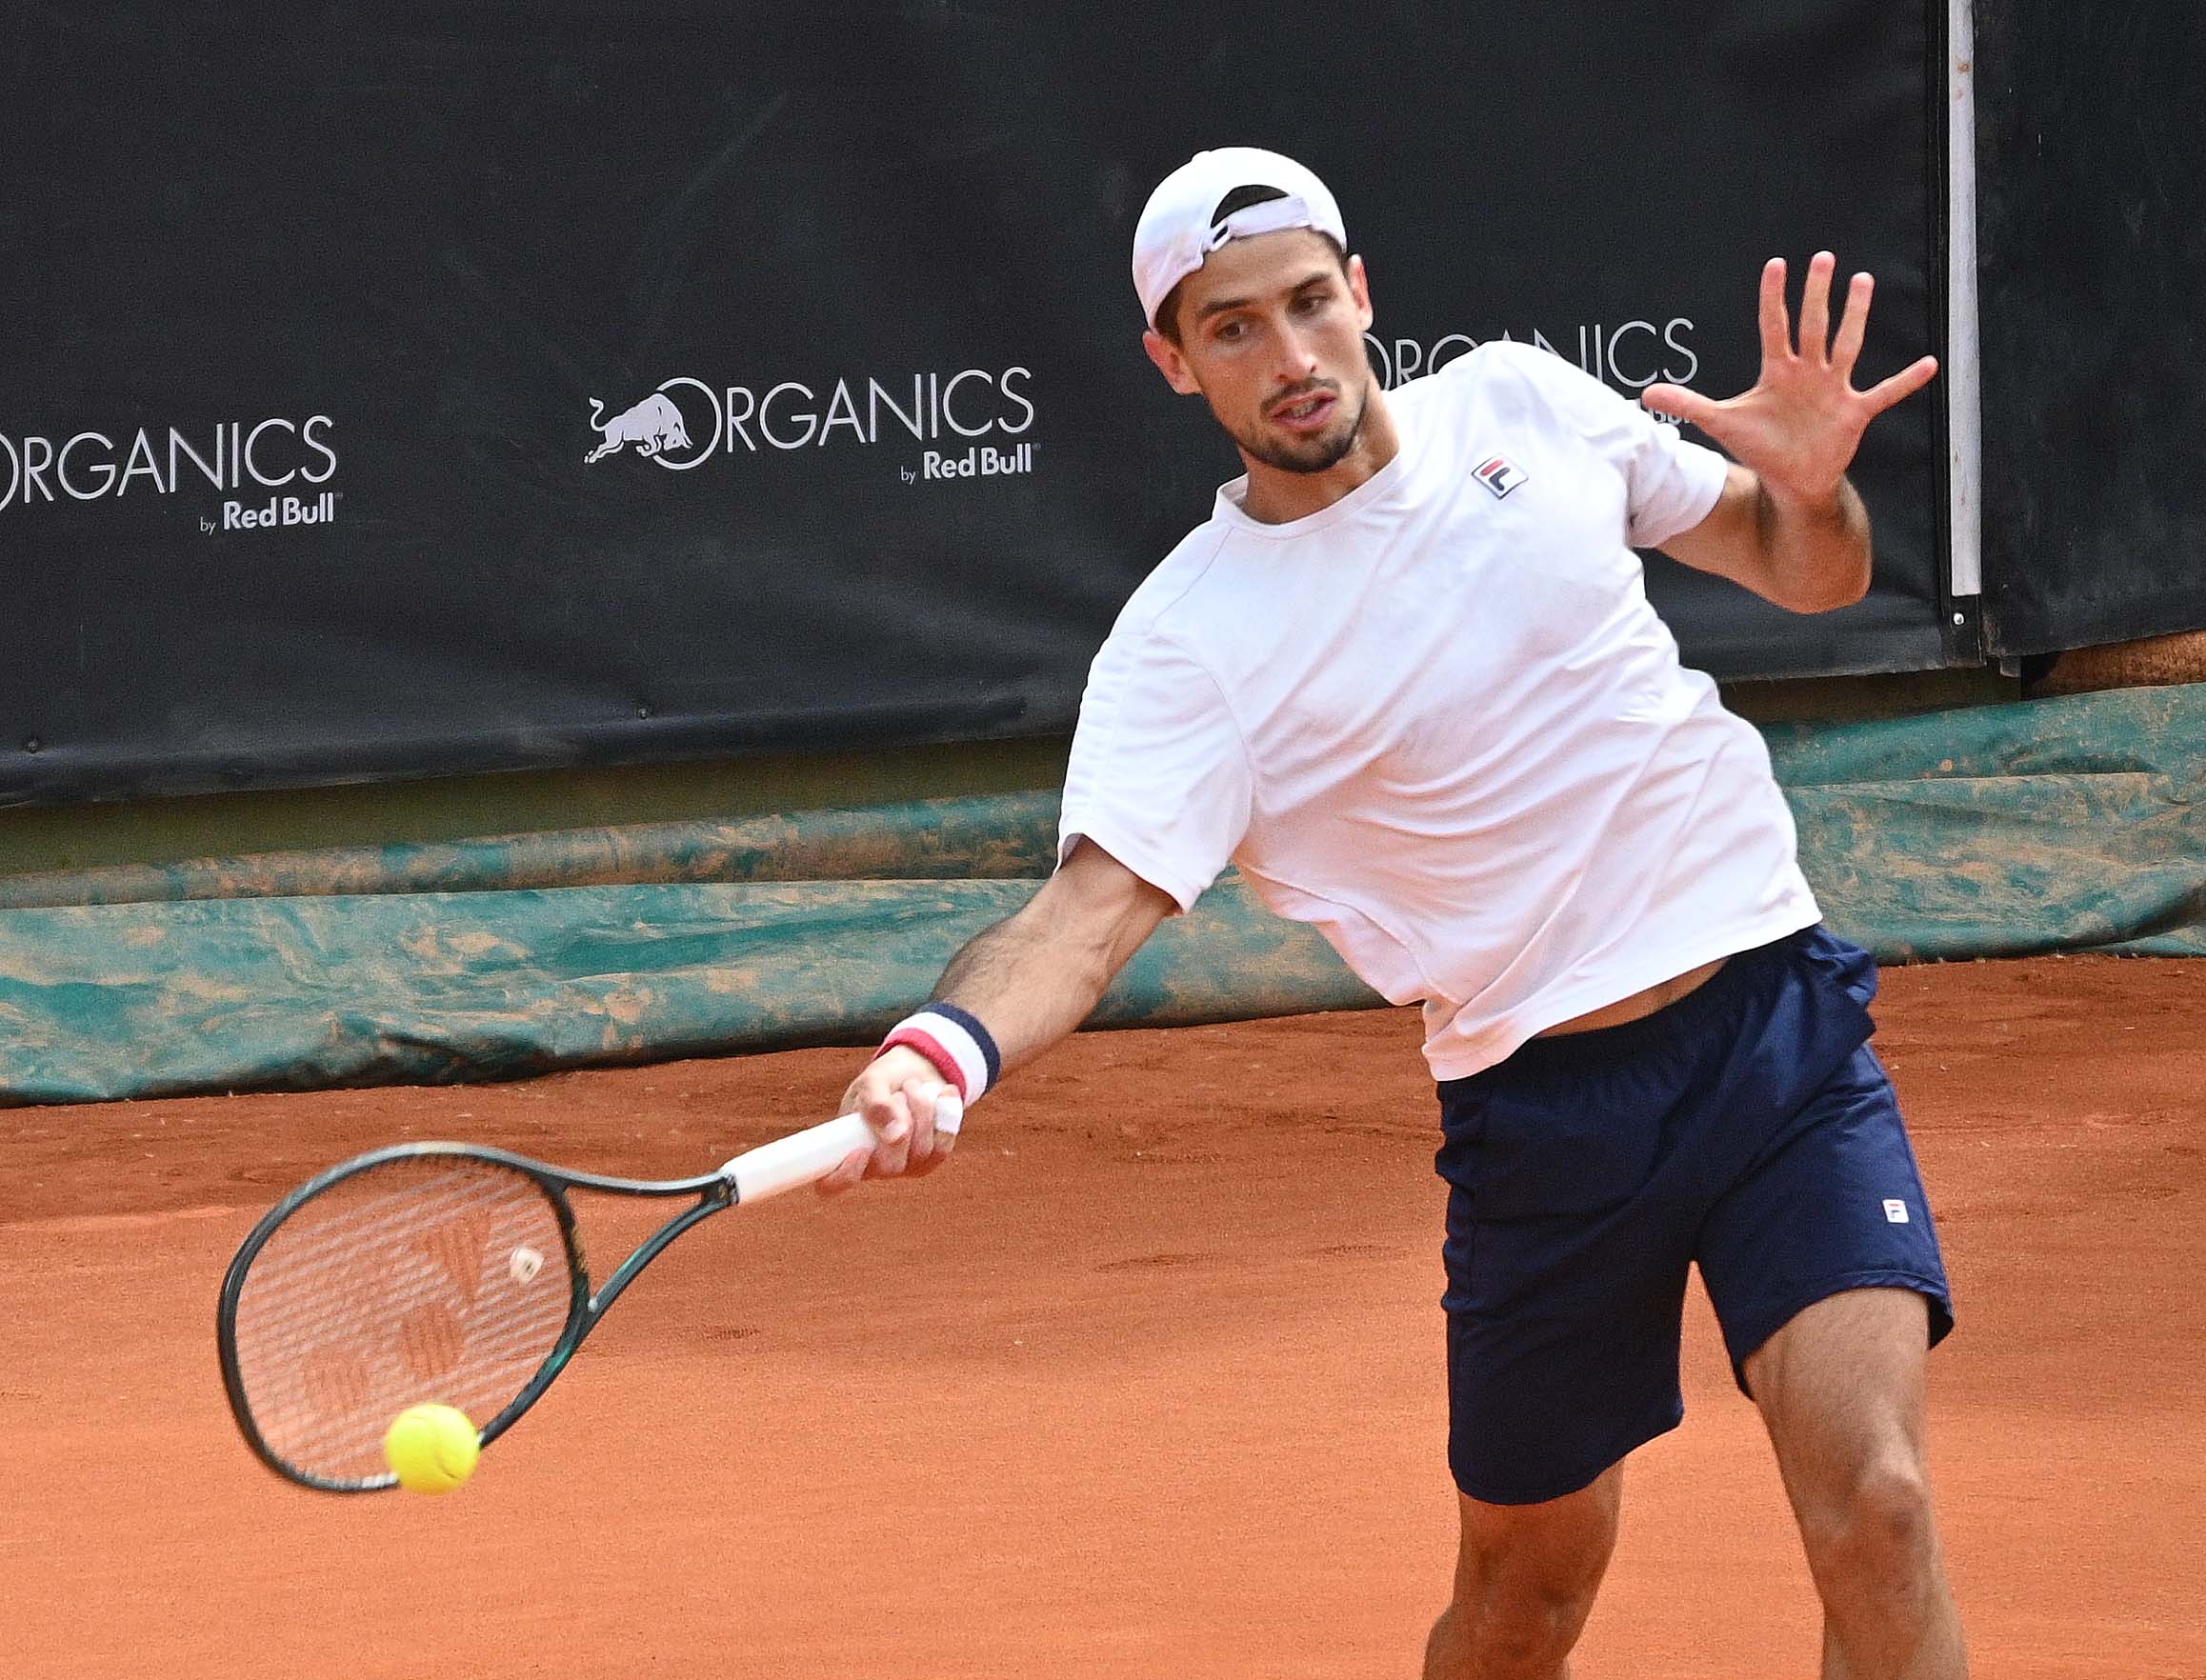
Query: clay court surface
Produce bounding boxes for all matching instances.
[7,953,2202,1677]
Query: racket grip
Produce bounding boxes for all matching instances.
[722,1113,877,1203]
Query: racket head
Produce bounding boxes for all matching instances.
[217,1145,591,1492]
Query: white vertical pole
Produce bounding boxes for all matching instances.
[1946,0,1985,605]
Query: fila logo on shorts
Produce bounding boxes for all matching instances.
[1474,454,1528,499]
[1883,1198,1911,1224]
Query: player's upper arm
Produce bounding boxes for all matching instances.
[1483,342,1730,549]
[1056,625,1253,913]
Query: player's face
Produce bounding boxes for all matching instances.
[1144,230,1376,475]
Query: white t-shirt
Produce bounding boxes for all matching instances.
[1058,339,1822,1080]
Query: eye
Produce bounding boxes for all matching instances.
[1213,319,1246,343]
[1294,290,1329,314]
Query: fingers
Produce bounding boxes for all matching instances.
[843,1045,939,1145]
[907,1090,963,1177]
[1798,250,1835,365]
[910,1090,962,1175]
[889,1082,960,1169]
[814,1071,961,1195]
[1830,270,1874,376]
[1757,256,1792,370]
[1861,353,1940,414]
[861,1085,920,1176]
[1750,253,1930,413]
[1640,383,1722,433]
[813,1145,874,1198]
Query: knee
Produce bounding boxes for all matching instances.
[1796,1452,1938,1584]
[1458,1522,1609,1600]
[1445,1527,1606,1668]
[1451,1584,1600,1671]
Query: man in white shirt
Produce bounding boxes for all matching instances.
[826,149,1965,1679]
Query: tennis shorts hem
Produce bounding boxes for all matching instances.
[1723,1268,1956,1396]
[1450,1396,1685,1507]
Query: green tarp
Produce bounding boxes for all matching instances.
[1765,685,2206,960]
[1,686,2198,1105]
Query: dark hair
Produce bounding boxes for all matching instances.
[1153,184,1351,344]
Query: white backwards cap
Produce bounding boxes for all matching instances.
[1132,147,1348,329]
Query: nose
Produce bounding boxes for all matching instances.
[1273,321,1322,386]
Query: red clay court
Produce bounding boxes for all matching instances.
[7,952,2201,1678]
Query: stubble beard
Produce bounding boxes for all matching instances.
[1231,377,1374,475]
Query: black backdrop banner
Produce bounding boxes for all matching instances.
[1974,0,2206,657]
[2,3,1948,808]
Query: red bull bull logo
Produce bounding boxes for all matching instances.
[585,393,692,464]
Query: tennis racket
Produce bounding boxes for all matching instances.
[217,1101,956,1492]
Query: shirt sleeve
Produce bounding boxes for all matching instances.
[1055,626,1252,914]
[1493,342,1731,550]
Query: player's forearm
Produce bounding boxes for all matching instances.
[1752,473,1873,613]
[930,898,1125,1076]
[859,845,1170,1129]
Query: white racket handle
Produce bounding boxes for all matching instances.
[720,1093,964,1204]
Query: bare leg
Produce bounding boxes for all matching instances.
[1745,1288,1968,1679]
[1423,1464,1623,1680]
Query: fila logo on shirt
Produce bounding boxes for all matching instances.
[1474,454,1528,500]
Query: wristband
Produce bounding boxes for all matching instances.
[877,1003,1001,1105]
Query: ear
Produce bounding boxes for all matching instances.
[1142,328,1203,396]
[1347,254,1374,333]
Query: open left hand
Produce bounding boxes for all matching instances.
[1642,253,1938,509]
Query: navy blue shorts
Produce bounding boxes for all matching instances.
[1434,926,1953,1506]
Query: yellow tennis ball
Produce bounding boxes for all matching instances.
[383,1403,480,1494]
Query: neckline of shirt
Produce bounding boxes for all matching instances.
[1208,387,1429,542]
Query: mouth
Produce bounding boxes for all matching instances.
[1267,389,1339,435]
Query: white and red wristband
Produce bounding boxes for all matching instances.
[877,1003,1002,1107]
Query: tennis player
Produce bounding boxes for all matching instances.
[829,148,1965,1679]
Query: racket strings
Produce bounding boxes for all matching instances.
[230,1157,572,1486]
